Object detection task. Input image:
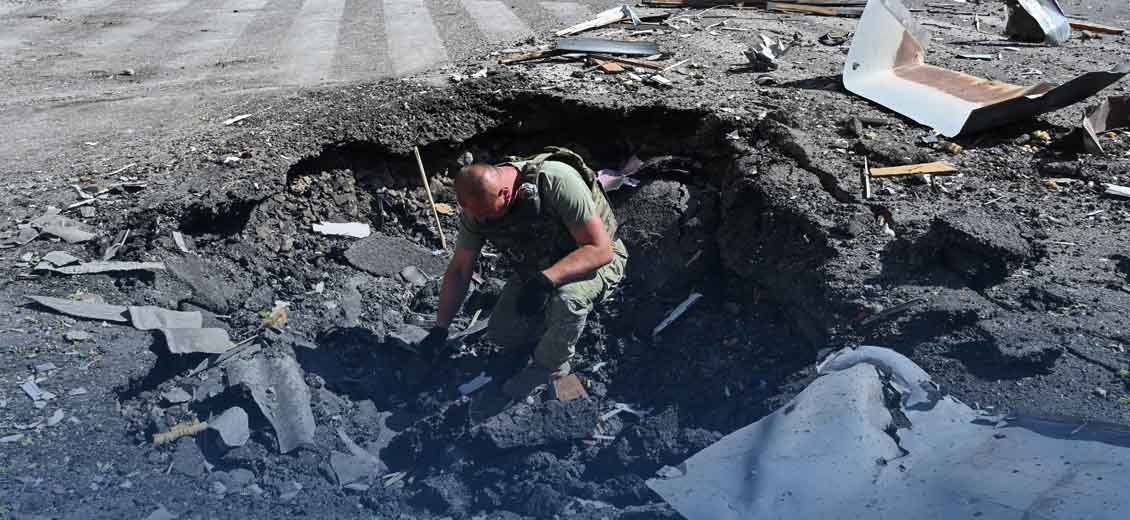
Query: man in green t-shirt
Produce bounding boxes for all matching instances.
[417,151,627,396]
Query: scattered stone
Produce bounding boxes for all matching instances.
[171,438,207,478]
[34,362,57,373]
[21,381,56,402]
[46,409,65,427]
[242,483,264,496]
[331,450,380,487]
[161,387,192,404]
[278,482,303,502]
[159,328,232,354]
[926,208,1033,288]
[211,481,228,495]
[399,265,428,286]
[344,234,447,277]
[193,379,224,402]
[473,398,600,450]
[226,354,315,453]
[30,211,96,243]
[227,468,255,487]
[1,434,25,443]
[26,295,129,323]
[208,407,250,448]
[143,505,177,520]
[64,330,93,342]
[1095,387,1109,398]
[67,387,88,396]
[41,251,82,267]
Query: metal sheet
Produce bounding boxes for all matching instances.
[1082,96,1130,154]
[1006,0,1070,45]
[555,37,659,57]
[648,346,1130,519]
[26,295,129,323]
[843,0,1129,137]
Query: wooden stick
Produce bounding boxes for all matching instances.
[153,419,208,445]
[587,54,667,70]
[870,161,958,177]
[414,146,448,251]
[499,49,560,65]
[1068,19,1124,35]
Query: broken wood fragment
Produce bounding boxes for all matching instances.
[587,54,666,70]
[767,2,864,17]
[869,161,958,178]
[1068,19,1124,35]
[153,419,208,445]
[591,58,625,73]
[498,49,560,65]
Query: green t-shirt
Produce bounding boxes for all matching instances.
[456,160,596,252]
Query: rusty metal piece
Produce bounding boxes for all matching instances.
[1081,96,1130,155]
[844,0,1129,137]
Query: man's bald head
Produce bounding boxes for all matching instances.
[455,163,514,221]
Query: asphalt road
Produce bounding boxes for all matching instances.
[0,0,623,168]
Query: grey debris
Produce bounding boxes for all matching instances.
[653,293,703,337]
[171,438,207,478]
[161,387,192,404]
[41,251,82,267]
[129,306,204,330]
[46,409,65,427]
[399,265,428,286]
[225,354,315,453]
[35,363,58,373]
[35,261,165,275]
[473,399,599,450]
[194,379,224,402]
[64,330,93,342]
[241,484,264,496]
[744,33,791,72]
[143,505,178,520]
[208,407,250,448]
[388,324,427,351]
[312,222,372,238]
[211,481,228,495]
[555,37,659,57]
[331,450,381,487]
[1095,387,1109,398]
[1107,184,1130,199]
[26,295,129,323]
[278,482,303,502]
[172,231,190,253]
[68,387,89,396]
[13,227,40,245]
[227,468,255,487]
[30,212,96,243]
[1,434,25,443]
[159,328,232,355]
[1082,96,1130,155]
[21,381,57,402]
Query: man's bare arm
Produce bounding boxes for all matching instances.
[542,215,613,286]
[436,245,480,328]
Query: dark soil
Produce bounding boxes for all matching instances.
[3,2,1130,519]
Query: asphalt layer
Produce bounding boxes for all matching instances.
[3,0,1130,519]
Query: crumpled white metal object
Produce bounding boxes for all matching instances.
[843,0,1128,137]
[648,346,1130,520]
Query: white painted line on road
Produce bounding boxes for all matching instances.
[167,0,270,71]
[278,0,350,85]
[461,0,533,43]
[384,0,448,76]
[540,1,592,24]
[83,0,194,53]
[0,0,118,55]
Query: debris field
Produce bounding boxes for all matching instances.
[2,0,1130,518]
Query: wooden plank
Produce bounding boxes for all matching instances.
[766,2,863,16]
[587,53,666,70]
[1068,19,1125,35]
[498,49,560,65]
[870,161,958,177]
[591,58,625,73]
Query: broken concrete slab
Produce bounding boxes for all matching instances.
[387,324,428,351]
[130,306,204,330]
[331,450,380,487]
[35,261,166,275]
[159,328,232,354]
[344,234,447,277]
[30,212,96,243]
[226,354,315,453]
[474,398,599,450]
[143,505,178,520]
[312,222,372,238]
[165,255,237,314]
[41,251,82,267]
[171,438,207,478]
[844,0,1129,137]
[26,295,129,323]
[63,330,93,342]
[208,407,250,448]
[21,381,57,402]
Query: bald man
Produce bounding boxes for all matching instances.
[418,148,628,396]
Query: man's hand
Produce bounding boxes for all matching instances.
[517,272,556,316]
[418,326,449,360]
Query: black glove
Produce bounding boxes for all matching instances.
[418,326,449,360]
[517,272,555,316]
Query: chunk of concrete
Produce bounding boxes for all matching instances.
[208,407,250,448]
[344,234,447,277]
[927,208,1033,288]
[474,399,599,450]
[41,251,82,267]
[26,295,129,323]
[30,212,96,243]
[34,261,165,275]
[130,307,204,330]
[143,505,178,520]
[226,354,315,453]
[331,450,380,487]
[159,328,232,355]
[161,387,192,404]
[387,324,427,351]
[171,438,207,478]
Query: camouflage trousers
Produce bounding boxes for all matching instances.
[487,239,628,374]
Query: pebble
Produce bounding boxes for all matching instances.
[212,481,228,495]
[161,387,192,404]
[64,330,93,342]
[242,483,264,496]
[1095,387,1108,398]
[1,433,25,443]
[279,482,303,502]
[35,363,58,373]
[46,409,65,427]
[67,387,89,396]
